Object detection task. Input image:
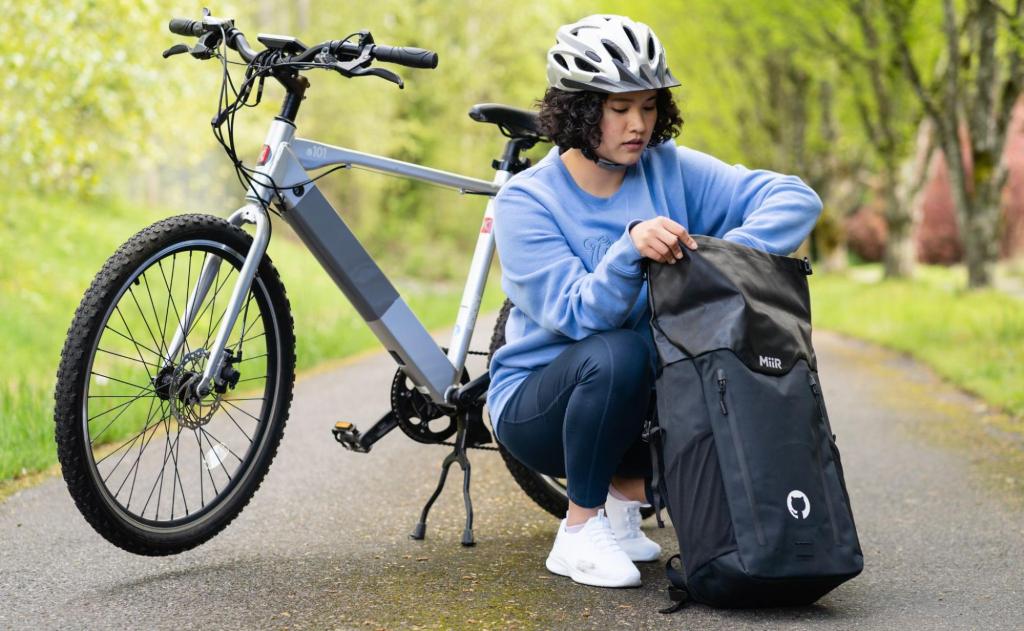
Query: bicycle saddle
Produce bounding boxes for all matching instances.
[468,103,546,142]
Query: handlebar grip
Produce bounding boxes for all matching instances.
[169,18,204,37]
[371,45,438,69]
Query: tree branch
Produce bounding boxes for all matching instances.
[886,2,944,124]
[971,0,1001,146]
[982,0,1024,40]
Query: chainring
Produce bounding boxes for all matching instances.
[391,366,469,444]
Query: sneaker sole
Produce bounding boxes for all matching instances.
[621,544,662,563]
[545,553,642,588]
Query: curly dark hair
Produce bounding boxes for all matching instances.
[536,87,683,162]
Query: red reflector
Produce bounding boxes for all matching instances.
[257,145,271,165]
[480,217,493,234]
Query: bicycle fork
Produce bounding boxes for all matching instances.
[162,203,270,396]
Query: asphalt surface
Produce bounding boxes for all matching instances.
[2,311,1022,630]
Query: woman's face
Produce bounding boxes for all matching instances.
[595,89,658,165]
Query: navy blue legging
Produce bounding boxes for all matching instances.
[495,328,656,508]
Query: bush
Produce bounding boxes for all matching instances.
[844,205,886,263]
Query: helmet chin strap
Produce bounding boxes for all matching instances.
[596,156,629,171]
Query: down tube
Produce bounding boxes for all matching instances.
[277,186,458,404]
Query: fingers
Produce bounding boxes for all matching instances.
[657,217,698,250]
[629,217,699,266]
[642,239,672,263]
[653,230,684,263]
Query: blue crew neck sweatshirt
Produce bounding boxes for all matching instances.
[486,141,823,435]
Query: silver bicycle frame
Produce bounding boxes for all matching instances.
[169,118,508,405]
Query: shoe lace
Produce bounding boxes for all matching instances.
[623,503,642,539]
[589,517,625,552]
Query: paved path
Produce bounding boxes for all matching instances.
[1,313,1022,630]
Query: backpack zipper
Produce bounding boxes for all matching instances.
[808,373,836,441]
[716,367,766,546]
[717,369,728,415]
[808,372,840,545]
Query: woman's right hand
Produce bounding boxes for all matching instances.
[628,217,698,264]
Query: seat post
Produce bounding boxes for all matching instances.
[492,137,536,174]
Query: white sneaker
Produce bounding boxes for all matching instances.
[545,509,641,588]
[604,491,662,562]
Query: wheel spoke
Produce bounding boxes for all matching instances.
[219,404,253,442]
[221,399,264,424]
[124,286,169,369]
[100,397,166,483]
[102,324,165,361]
[197,429,224,497]
[108,395,161,496]
[89,388,157,446]
[89,371,155,393]
[158,257,191,361]
[95,347,163,371]
[87,388,155,424]
[168,423,188,518]
[198,426,245,464]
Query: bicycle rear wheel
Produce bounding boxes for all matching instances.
[55,214,295,555]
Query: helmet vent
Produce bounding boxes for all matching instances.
[647,35,655,59]
[601,40,625,64]
[554,54,569,70]
[623,26,640,52]
[574,57,599,73]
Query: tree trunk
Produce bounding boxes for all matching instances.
[888,118,936,276]
[880,159,915,278]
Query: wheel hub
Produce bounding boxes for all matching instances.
[154,349,222,429]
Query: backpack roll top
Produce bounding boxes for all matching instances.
[647,235,863,609]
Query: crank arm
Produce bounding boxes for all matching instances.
[333,410,401,453]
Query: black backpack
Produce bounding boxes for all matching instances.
[644,235,863,610]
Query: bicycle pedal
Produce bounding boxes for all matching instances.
[332,421,368,453]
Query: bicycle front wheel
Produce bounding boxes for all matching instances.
[55,214,295,555]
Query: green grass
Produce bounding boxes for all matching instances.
[0,193,506,482]
[810,263,1024,418]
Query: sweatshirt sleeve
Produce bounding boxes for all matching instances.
[678,145,823,255]
[493,188,646,341]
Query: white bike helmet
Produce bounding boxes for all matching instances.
[546,14,680,93]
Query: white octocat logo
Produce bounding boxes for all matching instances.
[787,490,811,519]
[759,355,782,370]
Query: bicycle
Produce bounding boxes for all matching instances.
[53,11,613,556]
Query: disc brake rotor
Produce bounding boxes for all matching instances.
[167,349,223,429]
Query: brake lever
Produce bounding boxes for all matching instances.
[317,49,405,89]
[163,44,190,59]
[349,66,404,89]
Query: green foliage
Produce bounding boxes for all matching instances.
[0,1,169,195]
[812,265,1024,418]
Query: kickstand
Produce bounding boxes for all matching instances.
[410,406,478,546]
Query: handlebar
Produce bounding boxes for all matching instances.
[168,18,204,37]
[371,45,438,69]
[167,15,439,72]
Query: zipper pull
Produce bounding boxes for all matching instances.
[716,369,728,415]
[808,373,819,395]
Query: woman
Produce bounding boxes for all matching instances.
[487,14,822,588]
